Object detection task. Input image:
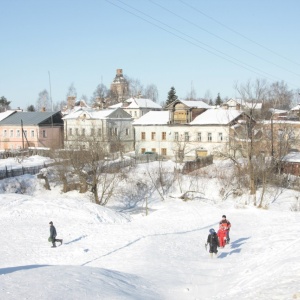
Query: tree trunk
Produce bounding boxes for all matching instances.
[91,183,100,205]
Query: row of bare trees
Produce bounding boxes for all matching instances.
[216,79,299,207]
[34,77,159,113]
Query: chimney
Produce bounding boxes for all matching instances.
[116,69,123,76]
[41,107,46,112]
[67,96,76,109]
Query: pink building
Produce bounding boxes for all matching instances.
[0,111,64,150]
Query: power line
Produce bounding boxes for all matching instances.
[179,0,300,67]
[150,0,300,78]
[108,0,296,86]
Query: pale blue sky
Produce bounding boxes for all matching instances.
[1,0,300,109]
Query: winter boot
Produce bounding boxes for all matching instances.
[51,245,57,248]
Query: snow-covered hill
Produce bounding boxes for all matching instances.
[0,156,299,299]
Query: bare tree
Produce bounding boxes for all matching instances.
[145,161,175,201]
[234,79,270,205]
[144,84,159,102]
[268,81,293,110]
[53,100,67,111]
[66,83,77,99]
[171,133,196,163]
[36,89,51,111]
[66,134,121,205]
[91,83,109,108]
[126,77,144,98]
[185,82,197,100]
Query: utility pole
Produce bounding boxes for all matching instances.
[48,71,53,111]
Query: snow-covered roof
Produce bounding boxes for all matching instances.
[282,152,300,163]
[62,107,128,120]
[226,98,243,105]
[109,103,123,108]
[132,111,169,125]
[226,98,262,109]
[244,102,262,109]
[0,110,17,121]
[269,108,288,114]
[108,98,161,109]
[125,98,162,109]
[291,104,300,111]
[179,100,211,109]
[190,109,243,125]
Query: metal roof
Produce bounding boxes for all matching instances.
[0,111,61,126]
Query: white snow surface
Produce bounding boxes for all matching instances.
[0,156,300,300]
[190,109,243,125]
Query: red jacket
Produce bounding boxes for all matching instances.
[219,219,231,231]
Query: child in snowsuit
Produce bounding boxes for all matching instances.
[219,215,231,243]
[217,225,227,248]
[206,228,219,257]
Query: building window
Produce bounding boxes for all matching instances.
[114,128,118,135]
[69,128,73,136]
[31,130,34,138]
[161,148,167,155]
[82,128,85,136]
[3,130,7,137]
[42,130,47,138]
[10,130,14,137]
[90,128,95,136]
[174,132,179,141]
[134,111,137,117]
[151,148,156,153]
[125,128,129,136]
[162,132,166,140]
[151,132,156,140]
[197,132,201,141]
[208,132,212,141]
[218,132,223,141]
[16,130,20,137]
[75,128,79,136]
[141,132,146,140]
[141,148,146,154]
[184,132,189,142]
[98,128,102,136]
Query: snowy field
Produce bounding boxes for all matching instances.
[0,155,300,300]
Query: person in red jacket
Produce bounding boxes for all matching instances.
[219,215,231,244]
[217,225,227,248]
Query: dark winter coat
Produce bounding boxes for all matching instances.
[50,225,57,239]
[207,232,219,247]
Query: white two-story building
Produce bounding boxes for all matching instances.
[133,107,250,161]
[63,107,134,154]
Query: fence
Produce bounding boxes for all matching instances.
[182,155,213,174]
[0,163,50,180]
[0,153,169,180]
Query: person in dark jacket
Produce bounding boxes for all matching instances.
[219,215,231,243]
[206,228,219,258]
[49,221,63,248]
